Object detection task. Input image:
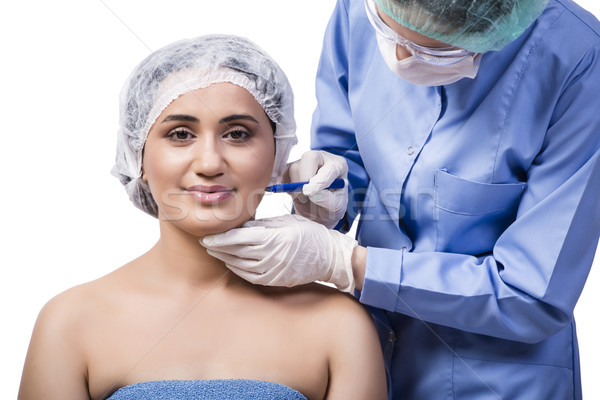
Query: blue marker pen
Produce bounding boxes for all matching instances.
[265,178,346,193]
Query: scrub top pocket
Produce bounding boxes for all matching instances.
[433,170,526,255]
[451,324,576,400]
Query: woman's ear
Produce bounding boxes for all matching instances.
[141,147,148,181]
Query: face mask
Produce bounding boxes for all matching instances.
[376,33,481,86]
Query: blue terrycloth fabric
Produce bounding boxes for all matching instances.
[106,379,308,399]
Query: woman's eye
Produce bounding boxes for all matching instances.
[167,129,194,142]
[224,129,250,141]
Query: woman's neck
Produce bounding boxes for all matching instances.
[144,219,241,290]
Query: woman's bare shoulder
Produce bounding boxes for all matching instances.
[258,284,387,398]
[276,286,387,399]
[35,263,134,330]
[20,263,139,399]
[259,283,373,324]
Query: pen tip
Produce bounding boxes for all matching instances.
[264,187,272,192]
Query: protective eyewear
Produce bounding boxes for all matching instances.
[364,0,476,66]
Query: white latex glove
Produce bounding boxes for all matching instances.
[286,150,349,229]
[201,214,357,292]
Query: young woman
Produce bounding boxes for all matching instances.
[18,34,387,400]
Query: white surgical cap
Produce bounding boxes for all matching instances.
[111,34,297,217]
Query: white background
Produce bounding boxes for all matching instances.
[2,1,599,398]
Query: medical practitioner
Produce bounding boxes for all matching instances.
[202,0,600,398]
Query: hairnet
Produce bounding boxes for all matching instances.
[375,0,550,53]
[111,34,297,217]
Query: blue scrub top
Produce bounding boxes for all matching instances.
[312,0,600,398]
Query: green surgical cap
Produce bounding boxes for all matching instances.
[375,0,550,53]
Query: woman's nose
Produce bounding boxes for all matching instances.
[192,136,226,177]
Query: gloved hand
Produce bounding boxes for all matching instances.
[286,150,348,229]
[201,214,358,292]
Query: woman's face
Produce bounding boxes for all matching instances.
[142,82,275,237]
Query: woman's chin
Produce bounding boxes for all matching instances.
[178,217,252,239]
[157,203,257,238]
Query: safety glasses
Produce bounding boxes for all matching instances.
[364,0,476,66]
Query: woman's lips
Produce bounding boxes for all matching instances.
[185,185,234,203]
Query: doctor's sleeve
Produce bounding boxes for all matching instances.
[311,0,369,232]
[361,46,600,344]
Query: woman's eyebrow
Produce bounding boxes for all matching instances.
[219,114,259,124]
[161,114,200,123]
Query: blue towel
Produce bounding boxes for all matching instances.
[107,379,308,399]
